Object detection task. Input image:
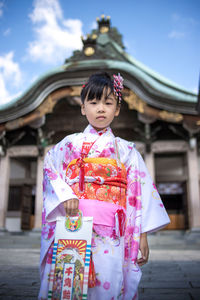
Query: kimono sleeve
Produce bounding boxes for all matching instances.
[43,144,78,222]
[137,151,170,233]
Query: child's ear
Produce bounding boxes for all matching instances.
[81,104,86,116]
[115,104,121,117]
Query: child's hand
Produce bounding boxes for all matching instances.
[137,232,149,266]
[63,198,79,216]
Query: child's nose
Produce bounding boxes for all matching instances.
[97,103,105,112]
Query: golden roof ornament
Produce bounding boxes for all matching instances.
[96,14,111,33]
[159,110,183,123]
[81,15,112,57]
[82,33,97,57]
[84,47,95,56]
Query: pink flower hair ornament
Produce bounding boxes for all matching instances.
[113,73,124,103]
[82,82,87,88]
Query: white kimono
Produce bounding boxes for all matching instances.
[39,124,170,300]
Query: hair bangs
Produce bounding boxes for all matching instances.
[81,72,114,103]
[87,83,110,101]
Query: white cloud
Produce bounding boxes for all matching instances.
[168,13,199,39]
[187,17,199,26]
[171,13,180,22]
[90,21,97,30]
[172,13,199,26]
[0,52,22,104]
[0,74,9,100]
[27,0,83,64]
[192,86,198,94]
[0,2,4,18]
[3,28,11,36]
[168,31,185,39]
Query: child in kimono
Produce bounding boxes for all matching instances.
[39,72,170,300]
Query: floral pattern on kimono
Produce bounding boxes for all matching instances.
[39,124,170,300]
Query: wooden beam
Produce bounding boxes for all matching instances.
[124,89,200,126]
[0,86,81,132]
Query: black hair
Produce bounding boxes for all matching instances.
[81,72,117,104]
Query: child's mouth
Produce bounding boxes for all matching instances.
[96,116,106,120]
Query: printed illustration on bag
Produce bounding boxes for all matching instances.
[51,239,87,300]
[48,215,93,300]
[65,211,82,232]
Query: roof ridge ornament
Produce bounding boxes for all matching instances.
[96,15,111,34]
[81,33,97,57]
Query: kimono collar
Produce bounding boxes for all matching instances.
[83,124,114,138]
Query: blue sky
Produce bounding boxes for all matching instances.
[0,0,199,104]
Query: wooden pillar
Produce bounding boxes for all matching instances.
[187,138,200,229]
[0,154,10,231]
[33,156,44,230]
[145,151,155,182]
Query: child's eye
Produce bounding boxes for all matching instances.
[90,101,97,105]
[106,102,113,105]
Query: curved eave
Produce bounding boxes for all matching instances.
[0,65,67,112]
[119,47,196,95]
[0,59,198,123]
[66,60,197,102]
[99,38,197,96]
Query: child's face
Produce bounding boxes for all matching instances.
[81,88,120,131]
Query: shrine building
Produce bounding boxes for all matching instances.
[0,16,200,233]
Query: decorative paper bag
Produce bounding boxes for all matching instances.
[48,211,93,300]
